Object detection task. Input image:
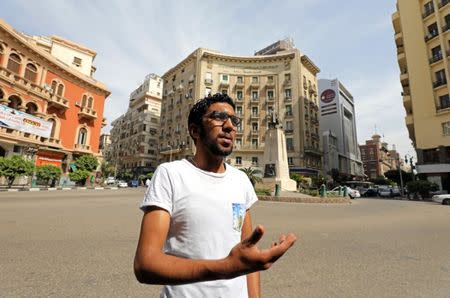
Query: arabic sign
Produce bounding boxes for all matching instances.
[320,89,336,103]
[0,105,53,138]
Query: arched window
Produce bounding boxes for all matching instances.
[24,63,37,82]
[0,45,4,65]
[88,96,93,108]
[57,84,64,97]
[8,95,21,110]
[7,53,21,74]
[0,88,4,101]
[25,102,38,115]
[81,95,87,107]
[51,80,58,93]
[77,128,87,145]
[48,118,56,138]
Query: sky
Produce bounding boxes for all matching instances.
[0,0,414,158]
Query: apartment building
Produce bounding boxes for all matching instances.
[318,79,363,178]
[393,0,450,191]
[109,73,162,176]
[158,40,322,176]
[0,19,109,176]
[359,135,392,179]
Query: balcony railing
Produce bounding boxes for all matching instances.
[284,95,292,101]
[429,53,443,64]
[266,80,275,87]
[439,0,450,9]
[204,78,213,85]
[425,32,439,42]
[235,81,244,88]
[442,23,450,33]
[74,144,91,152]
[78,107,97,120]
[283,80,291,86]
[304,147,322,156]
[48,95,69,110]
[433,79,447,88]
[219,80,229,87]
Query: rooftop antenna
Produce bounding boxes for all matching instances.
[374,124,378,135]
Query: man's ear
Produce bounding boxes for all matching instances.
[189,124,199,142]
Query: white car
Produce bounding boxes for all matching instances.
[432,194,450,205]
[331,186,361,199]
[117,181,128,188]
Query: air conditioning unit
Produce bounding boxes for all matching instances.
[75,102,81,107]
[43,84,54,94]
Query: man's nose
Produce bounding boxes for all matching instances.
[222,117,235,131]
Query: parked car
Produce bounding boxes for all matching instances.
[362,188,378,197]
[432,194,450,205]
[331,186,361,199]
[117,180,128,188]
[378,187,393,197]
[129,179,139,187]
[105,177,116,185]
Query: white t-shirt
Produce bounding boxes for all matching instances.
[141,159,258,298]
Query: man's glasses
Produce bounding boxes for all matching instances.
[204,111,241,126]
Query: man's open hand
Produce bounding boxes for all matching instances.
[224,225,297,277]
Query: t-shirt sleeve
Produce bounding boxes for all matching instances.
[140,165,173,214]
[242,172,258,210]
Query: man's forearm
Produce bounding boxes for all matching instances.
[134,250,235,285]
[247,271,260,298]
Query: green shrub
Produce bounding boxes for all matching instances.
[255,188,271,196]
[35,165,62,186]
[406,180,438,199]
[69,169,90,186]
[0,155,35,188]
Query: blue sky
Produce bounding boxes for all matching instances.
[1,0,413,157]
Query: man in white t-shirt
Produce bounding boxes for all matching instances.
[134,93,297,297]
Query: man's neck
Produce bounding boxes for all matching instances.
[191,154,226,173]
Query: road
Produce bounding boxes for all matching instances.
[0,189,449,297]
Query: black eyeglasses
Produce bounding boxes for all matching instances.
[204,111,241,126]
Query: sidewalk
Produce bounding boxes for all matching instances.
[0,185,128,192]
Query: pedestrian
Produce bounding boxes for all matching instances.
[134,93,297,297]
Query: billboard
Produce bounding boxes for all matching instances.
[0,105,53,138]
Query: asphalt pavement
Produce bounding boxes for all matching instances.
[1,189,449,297]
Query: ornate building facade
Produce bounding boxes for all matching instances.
[0,19,109,177]
[159,40,322,176]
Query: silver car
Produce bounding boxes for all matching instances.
[432,194,450,205]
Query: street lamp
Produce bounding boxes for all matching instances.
[405,154,415,181]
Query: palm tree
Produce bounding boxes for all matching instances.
[239,167,262,187]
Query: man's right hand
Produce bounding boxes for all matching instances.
[223,225,297,277]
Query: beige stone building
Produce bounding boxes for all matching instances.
[109,73,162,177]
[393,1,450,191]
[159,40,322,176]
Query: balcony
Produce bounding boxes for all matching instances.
[429,53,443,64]
[396,45,404,55]
[442,23,450,33]
[285,129,294,134]
[439,0,450,9]
[78,107,97,120]
[235,81,244,88]
[400,70,409,85]
[266,80,275,88]
[48,95,69,110]
[74,143,91,153]
[425,32,439,42]
[204,78,213,85]
[405,114,414,125]
[394,32,403,46]
[250,81,260,88]
[44,137,61,147]
[433,79,447,89]
[284,95,292,102]
[251,113,259,119]
[219,80,229,88]
[304,147,322,156]
[283,80,291,87]
[285,112,293,117]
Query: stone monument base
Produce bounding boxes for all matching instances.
[262,177,297,192]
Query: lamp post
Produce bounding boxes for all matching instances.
[405,154,415,181]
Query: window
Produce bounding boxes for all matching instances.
[445,14,450,31]
[252,138,258,148]
[267,76,274,83]
[81,95,87,107]
[221,74,228,82]
[267,90,274,99]
[7,53,21,74]
[51,80,58,93]
[440,94,450,109]
[252,76,258,83]
[284,73,291,81]
[221,89,228,95]
[424,1,434,16]
[252,122,258,132]
[205,87,211,97]
[267,106,274,116]
[235,156,242,165]
[77,128,87,145]
[435,69,447,86]
[235,138,242,147]
[73,57,82,67]
[252,91,258,100]
[285,89,292,99]
[285,105,293,116]
[236,106,243,116]
[252,157,258,165]
[286,138,294,151]
[237,76,243,84]
[288,157,293,165]
[427,22,438,38]
[48,118,56,138]
[237,122,242,132]
[236,90,243,100]
[205,72,212,80]
[25,102,38,115]
[285,121,293,132]
[57,84,64,97]
[24,63,37,82]
[252,107,258,116]
[431,45,442,62]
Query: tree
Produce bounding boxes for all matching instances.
[290,173,307,188]
[35,165,62,187]
[118,171,133,181]
[0,155,35,188]
[384,169,412,185]
[369,176,392,186]
[239,167,262,187]
[146,172,154,180]
[68,169,91,185]
[406,180,438,199]
[100,161,115,178]
[75,155,98,172]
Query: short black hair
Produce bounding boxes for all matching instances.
[188,93,236,128]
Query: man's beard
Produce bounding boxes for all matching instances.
[200,126,233,157]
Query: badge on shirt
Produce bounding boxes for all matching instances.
[232,203,245,232]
